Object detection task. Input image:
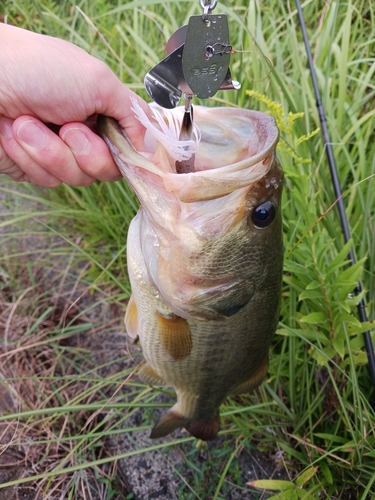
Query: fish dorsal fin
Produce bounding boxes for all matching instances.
[157,312,192,361]
[138,363,169,387]
[229,356,269,396]
[124,295,139,339]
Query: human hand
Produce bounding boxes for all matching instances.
[0,23,150,187]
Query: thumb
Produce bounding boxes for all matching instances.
[100,78,151,151]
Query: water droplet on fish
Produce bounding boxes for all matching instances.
[269,177,279,189]
[205,20,211,27]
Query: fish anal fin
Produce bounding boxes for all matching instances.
[138,363,168,387]
[157,312,192,361]
[230,356,269,396]
[124,295,139,339]
[150,409,188,439]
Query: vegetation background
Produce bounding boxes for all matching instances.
[0,0,374,498]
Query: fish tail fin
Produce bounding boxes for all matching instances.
[150,407,220,441]
[185,413,220,441]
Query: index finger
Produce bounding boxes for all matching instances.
[60,123,123,182]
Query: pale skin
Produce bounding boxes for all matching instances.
[0,23,150,187]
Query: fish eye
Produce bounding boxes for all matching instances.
[251,201,276,228]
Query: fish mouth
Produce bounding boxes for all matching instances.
[98,104,280,203]
[135,102,279,173]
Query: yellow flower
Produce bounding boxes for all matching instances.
[246,90,319,165]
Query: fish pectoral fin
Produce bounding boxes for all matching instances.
[157,312,192,361]
[138,363,169,387]
[230,356,269,396]
[150,408,220,441]
[124,295,139,339]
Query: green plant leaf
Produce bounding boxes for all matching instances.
[306,280,322,290]
[332,338,346,359]
[247,479,294,491]
[299,289,325,300]
[295,466,318,487]
[320,463,333,485]
[296,491,316,500]
[266,493,298,500]
[299,312,328,325]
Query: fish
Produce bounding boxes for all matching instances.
[97,102,283,441]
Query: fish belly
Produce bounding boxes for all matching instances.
[127,207,281,440]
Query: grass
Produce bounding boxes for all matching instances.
[1,0,375,498]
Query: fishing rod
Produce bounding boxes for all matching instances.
[294,0,375,390]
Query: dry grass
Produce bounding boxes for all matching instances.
[0,230,132,499]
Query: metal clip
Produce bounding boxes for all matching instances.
[200,0,218,22]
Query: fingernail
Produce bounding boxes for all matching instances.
[0,118,14,138]
[62,128,89,154]
[17,120,46,148]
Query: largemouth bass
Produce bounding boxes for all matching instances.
[97,104,283,441]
